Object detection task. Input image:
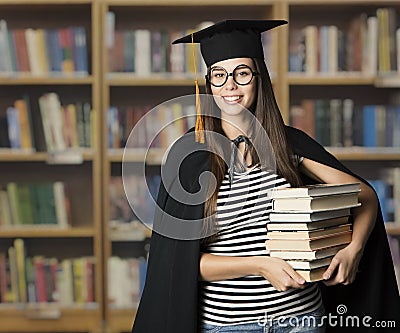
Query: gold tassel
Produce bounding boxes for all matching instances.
[191,33,204,143]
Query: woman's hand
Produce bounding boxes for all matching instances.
[200,253,306,291]
[322,242,363,286]
[254,256,306,291]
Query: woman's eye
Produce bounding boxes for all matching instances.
[237,71,249,76]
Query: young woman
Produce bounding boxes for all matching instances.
[132,20,400,333]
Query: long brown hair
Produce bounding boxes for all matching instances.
[201,58,302,236]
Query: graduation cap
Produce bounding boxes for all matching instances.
[172,19,288,67]
[172,19,288,143]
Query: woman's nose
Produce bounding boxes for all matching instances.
[224,74,237,89]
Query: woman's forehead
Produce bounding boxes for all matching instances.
[211,58,253,70]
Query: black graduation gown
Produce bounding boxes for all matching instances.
[132,126,400,333]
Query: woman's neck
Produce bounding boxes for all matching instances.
[221,117,251,140]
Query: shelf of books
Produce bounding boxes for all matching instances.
[286,0,400,290]
[0,0,102,332]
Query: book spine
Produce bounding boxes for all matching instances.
[53,182,69,228]
[14,239,27,303]
[363,105,377,147]
[6,107,21,149]
[7,182,21,225]
[0,20,13,74]
[134,29,151,76]
[73,27,88,74]
[8,246,19,302]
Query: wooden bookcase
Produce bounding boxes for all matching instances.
[286,0,400,233]
[0,0,399,332]
[0,0,102,332]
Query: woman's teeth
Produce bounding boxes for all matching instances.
[223,96,241,102]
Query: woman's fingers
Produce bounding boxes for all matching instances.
[323,256,340,280]
[285,266,306,285]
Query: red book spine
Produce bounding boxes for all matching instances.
[33,257,47,303]
[12,29,30,72]
[85,258,95,303]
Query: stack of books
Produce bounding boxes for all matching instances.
[266,183,361,282]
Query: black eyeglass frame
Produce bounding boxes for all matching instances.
[205,64,259,87]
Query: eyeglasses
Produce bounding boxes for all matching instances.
[206,64,259,87]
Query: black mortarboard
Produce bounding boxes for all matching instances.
[172,19,288,67]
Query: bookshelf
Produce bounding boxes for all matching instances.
[0,0,102,332]
[284,0,400,313]
[286,0,400,237]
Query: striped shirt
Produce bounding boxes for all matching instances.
[199,166,322,325]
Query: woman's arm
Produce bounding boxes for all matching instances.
[300,158,378,285]
[199,253,306,291]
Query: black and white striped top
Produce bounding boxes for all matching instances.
[199,166,322,325]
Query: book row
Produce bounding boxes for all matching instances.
[290,99,400,148]
[0,181,71,228]
[0,239,95,305]
[0,20,88,76]
[105,13,273,76]
[107,103,195,149]
[0,93,93,152]
[108,256,147,309]
[289,8,400,74]
[109,175,161,226]
[368,167,400,225]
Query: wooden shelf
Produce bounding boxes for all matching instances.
[374,75,400,88]
[106,308,136,333]
[108,148,166,164]
[288,72,375,85]
[106,73,205,87]
[0,226,95,238]
[0,0,94,5]
[0,75,93,85]
[0,150,96,162]
[327,147,400,160]
[0,305,101,333]
[288,0,400,4]
[386,225,400,236]
[105,0,274,6]
[109,222,152,242]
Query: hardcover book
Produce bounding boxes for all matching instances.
[296,266,328,282]
[269,207,351,222]
[272,193,360,212]
[267,223,351,239]
[267,216,350,231]
[287,256,333,270]
[265,230,352,251]
[269,182,360,199]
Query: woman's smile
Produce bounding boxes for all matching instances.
[222,95,242,103]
